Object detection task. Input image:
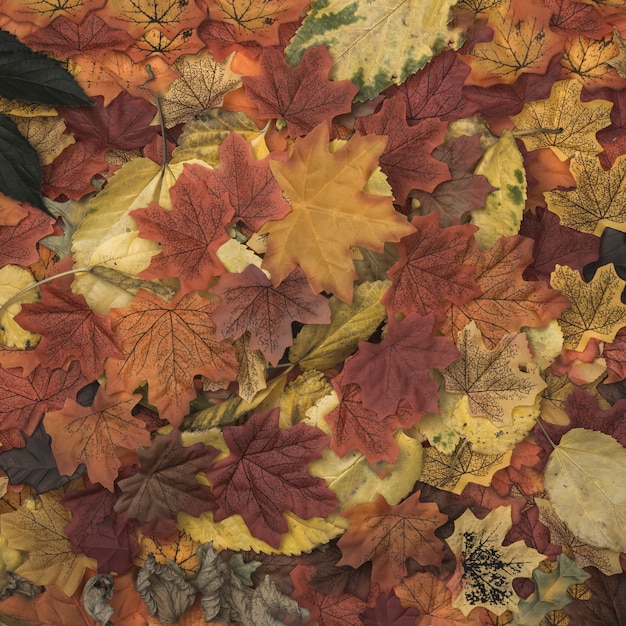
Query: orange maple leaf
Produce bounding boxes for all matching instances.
[261,123,415,303]
[106,290,238,426]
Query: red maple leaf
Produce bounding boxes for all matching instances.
[387,50,477,123]
[22,12,134,59]
[602,327,626,382]
[383,212,481,318]
[242,45,358,137]
[44,386,150,491]
[0,205,54,269]
[207,409,337,548]
[354,94,450,203]
[341,313,460,418]
[204,132,291,231]
[546,0,612,38]
[132,163,234,292]
[59,92,158,151]
[197,17,262,62]
[114,429,218,540]
[361,592,422,626]
[16,259,124,381]
[210,265,330,366]
[0,360,87,450]
[337,492,448,591]
[106,289,238,426]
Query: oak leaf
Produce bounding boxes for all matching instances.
[337,492,447,591]
[383,213,480,318]
[550,263,626,351]
[545,152,626,235]
[106,289,238,426]
[44,386,149,491]
[0,487,97,596]
[441,321,546,426]
[207,409,337,548]
[159,51,242,128]
[285,0,462,101]
[210,265,330,366]
[355,94,450,203]
[114,430,218,540]
[243,45,358,138]
[0,360,87,450]
[510,79,613,160]
[260,123,415,302]
[446,506,544,615]
[16,261,124,381]
[132,162,234,292]
[442,235,570,348]
[341,313,460,417]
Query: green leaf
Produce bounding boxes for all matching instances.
[0,113,45,211]
[285,0,462,102]
[0,29,91,107]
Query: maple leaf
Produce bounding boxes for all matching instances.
[442,321,546,426]
[10,114,74,167]
[355,94,450,203]
[341,313,460,417]
[206,0,309,45]
[0,204,54,269]
[464,0,563,85]
[546,0,611,38]
[442,235,570,349]
[44,386,149,491]
[337,492,448,591]
[1,0,105,26]
[546,152,626,235]
[114,430,218,540]
[564,567,626,625]
[0,486,96,596]
[510,79,613,160]
[260,123,415,303]
[519,207,600,283]
[0,360,86,450]
[550,263,626,351]
[106,289,238,426]
[22,12,134,59]
[361,591,422,626]
[199,131,292,231]
[127,26,206,64]
[210,265,330,366]
[383,213,481,317]
[243,45,358,138]
[446,506,544,615]
[132,163,234,293]
[207,409,337,548]
[16,262,124,381]
[561,34,625,90]
[159,51,242,128]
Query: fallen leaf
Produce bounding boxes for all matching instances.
[0,264,41,350]
[0,204,54,269]
[10,114,74,166]
[564,567,626,624]
[261,123,415,302]
[361,591,422,626]
[561,34,625,90]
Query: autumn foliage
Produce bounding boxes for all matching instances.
[0,0,625,625]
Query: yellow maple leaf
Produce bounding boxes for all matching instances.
[607,28,626,78]
[160,52,242,128]
[545,152,626,235]
[510,79,613,160]
[550,264,626,351]
[441,321,546,426]
[446,506,544,615]
[10,114,74,166]
[0,265,41,350]
[561,34,623,89]
[261,124,414,302]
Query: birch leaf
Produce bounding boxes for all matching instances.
[543,427,626,553]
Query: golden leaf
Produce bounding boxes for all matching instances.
[0,265,41,349]
[561,35,623,89]
[278,369,334,429]
[9,115,74,166]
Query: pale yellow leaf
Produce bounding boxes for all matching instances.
[0,265,40,349]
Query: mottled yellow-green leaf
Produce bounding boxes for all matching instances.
[511,79,612,160]
[178,510,348,555]
[307,431,423,511]
[172,109,268,165]
[285,0,462,102]
[522,320,564,371]
[279,370,334,428]
[289,280,389,370]
[447,506,544,615]
[550,264,626,351]
[0,536,26,590]
[469,130,526,249]
[0,265,40,349]
[544,428,626,553]
[545,152,626,236]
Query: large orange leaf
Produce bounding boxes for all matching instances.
[260,123,415,303]
[106,290,238,425]
[44,386,150,491]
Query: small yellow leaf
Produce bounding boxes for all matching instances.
[10,115,74,166]
[278,370,334,429]
[0,265,41,349]
[0,536,26,589]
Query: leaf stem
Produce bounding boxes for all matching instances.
[535,417,557,450]
[512,127,563,137]
[145,64,168,171]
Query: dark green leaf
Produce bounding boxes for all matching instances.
[0,113,46,211]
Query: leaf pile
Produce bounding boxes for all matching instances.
[0,0,624,625]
